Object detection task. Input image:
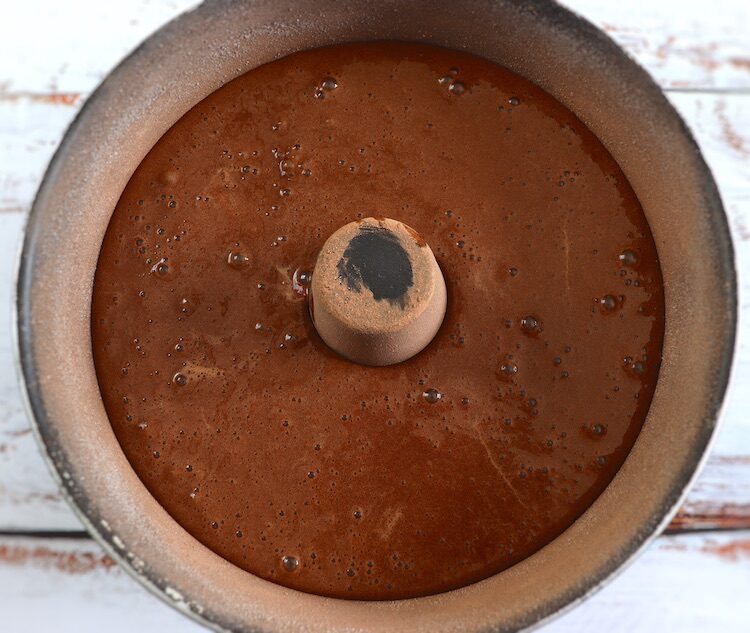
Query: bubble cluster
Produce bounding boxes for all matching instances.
[314,77,338,99]
[438,67,466,96]
[150,258,169,276]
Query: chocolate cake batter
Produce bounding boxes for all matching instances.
[92,42,664,600]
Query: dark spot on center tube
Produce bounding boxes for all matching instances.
[336,226,413,308]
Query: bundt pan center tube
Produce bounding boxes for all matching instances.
[16,1,736,632]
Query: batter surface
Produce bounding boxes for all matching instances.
[92,42,664,599]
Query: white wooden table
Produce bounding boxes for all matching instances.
[1,1,749,631]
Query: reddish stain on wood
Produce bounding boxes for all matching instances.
[40,93,81,106]
[685,43,721,72]
[653,538,750,562]
[0,544,115,574]
[670,503,750,531]
[715,100,749,157]
[655,35,678,62]
[730,57,750,72]
[0,92,82,106]
[702,539,750,562]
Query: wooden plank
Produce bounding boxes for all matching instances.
[0,213,84,531]
[0,535,203,633]
[0,99,77,214]
[553,530,750,632]
[563,0,750,91]
[0,0,749,96]
[0,0,200,95]
[0,93,749,531]
[1,531,748,632]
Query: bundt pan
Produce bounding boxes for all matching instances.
[15,0,736,631]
